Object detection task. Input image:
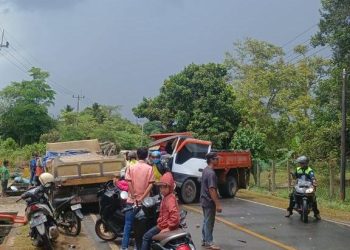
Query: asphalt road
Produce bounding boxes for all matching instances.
[78,198,350,250]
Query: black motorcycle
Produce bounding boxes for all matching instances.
[95,180,129,241]
[127,196,196,250]
[52,195,84,236]
[293,177,316,223]
[17,186,59,250]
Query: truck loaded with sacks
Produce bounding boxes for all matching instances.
[149,133,252,204]
[45,139,125,203]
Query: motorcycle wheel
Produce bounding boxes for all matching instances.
[95,218,118,241]
[60,211,81,236]
[41,231,54,250]
[301,199,309,223]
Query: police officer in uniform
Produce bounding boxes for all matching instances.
[285,155,321,220]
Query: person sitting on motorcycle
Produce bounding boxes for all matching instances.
[141,172,180,250]
[150,151,167,195]
[285,155,321,220]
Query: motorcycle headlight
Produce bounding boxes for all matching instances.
[305,187,314,194]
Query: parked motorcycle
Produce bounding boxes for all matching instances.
[293,176,316,223]
[16,185,59,250]
[95,180,129,241]
[127,196,196,250]
[52,195,84,236]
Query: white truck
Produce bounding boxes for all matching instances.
[150,133,252,204]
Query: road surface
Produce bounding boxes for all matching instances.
[78,197,350,250]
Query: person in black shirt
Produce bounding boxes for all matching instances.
[200,152,222,250]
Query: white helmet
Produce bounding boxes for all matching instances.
[39,173,55,186]
[296,155,309,165]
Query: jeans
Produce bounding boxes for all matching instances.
[1,180,8,195]
[202,206,216,245]
[141,226,160,250]
[30,170,36,185]
[121,204,136,249]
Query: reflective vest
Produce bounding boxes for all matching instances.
[153,165,162,182]
[296,166,314,181]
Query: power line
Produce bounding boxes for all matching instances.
[287,45,330,65]
[0,26,95,108]
[0,50,30,77]
[281,23,317,48]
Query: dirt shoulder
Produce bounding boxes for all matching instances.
[236,189,350,224]
[0,196,94,250]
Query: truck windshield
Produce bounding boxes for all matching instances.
[175,143,209,164]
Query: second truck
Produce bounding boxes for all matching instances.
[149,133,252,204]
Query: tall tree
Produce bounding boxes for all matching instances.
[0,67,56,145]
[225,38,330,157]
[312,0,350,66]
[133,63,241,149]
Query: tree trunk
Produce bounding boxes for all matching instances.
[257,161,261,187]
[287,161,291,193]
[271,160,276,192]
[329,162,335,199]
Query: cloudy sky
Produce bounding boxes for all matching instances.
[0,0,322,120]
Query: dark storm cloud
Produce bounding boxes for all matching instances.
[1,0,83,11]
[0,0,322,119]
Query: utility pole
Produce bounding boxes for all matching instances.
[340,68,347,201]
[73,94,85,113]
[0,29,9,50]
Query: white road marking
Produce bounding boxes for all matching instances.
[89,213,120,250]
[236,197,350,227]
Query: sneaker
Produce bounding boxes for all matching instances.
[285,210,293,217]
[314,214,321,220]
[206,244,221,250]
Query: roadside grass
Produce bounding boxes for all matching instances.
[7,225,36,250]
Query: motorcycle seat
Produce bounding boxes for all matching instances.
[152,229,188,242]
[53,196,75,208]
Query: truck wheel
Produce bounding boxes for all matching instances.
[219,176,238,198]
[180,179,197,204]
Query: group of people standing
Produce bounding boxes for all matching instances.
[120,147,179,250]
[120,148,222,250]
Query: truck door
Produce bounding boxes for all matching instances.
[172,140,211,179]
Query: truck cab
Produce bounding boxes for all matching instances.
[150,133,252,204]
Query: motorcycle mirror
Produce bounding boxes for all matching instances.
[120,191,128,200]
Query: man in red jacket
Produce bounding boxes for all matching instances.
[141,172,180,250]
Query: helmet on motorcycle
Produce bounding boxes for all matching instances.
[296,155,309,165]
[39,173,55,187]
[151,151,161,158]
[150,151,161,164]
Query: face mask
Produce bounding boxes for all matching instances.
[153,158,161,164]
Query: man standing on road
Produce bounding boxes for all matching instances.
[121,147,155,250]
[0,160,10,197]
[200,152,222,250]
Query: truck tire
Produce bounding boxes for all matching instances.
[219,175,238,198]
[180,179,198,204]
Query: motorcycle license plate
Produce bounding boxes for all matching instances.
[71,204,82,210]
[30,214,47,228]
